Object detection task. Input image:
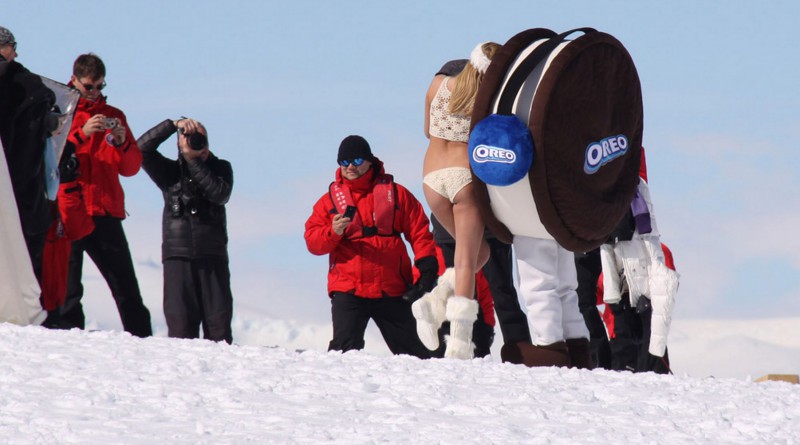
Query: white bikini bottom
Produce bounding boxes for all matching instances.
[423,167,472,203]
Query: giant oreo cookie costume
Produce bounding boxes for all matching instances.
[468,28,643,252]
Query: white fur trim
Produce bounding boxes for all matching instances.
[438,267,456,292]
[469,43,491,74]
[445,295,479,322]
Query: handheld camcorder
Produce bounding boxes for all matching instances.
[179,128,208,151]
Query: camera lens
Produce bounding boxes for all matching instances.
[187,132,208,151]
[65,157,79,172]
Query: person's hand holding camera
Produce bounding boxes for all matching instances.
[175,118,209,161]
[82,114,109,137]
[107,118,126,147]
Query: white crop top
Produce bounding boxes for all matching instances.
[429,77,471,143]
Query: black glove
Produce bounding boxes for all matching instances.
[402,256,439,303]
[59,142,80,183]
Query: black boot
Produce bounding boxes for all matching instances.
[566,338,594,370]
[500,342,524,364]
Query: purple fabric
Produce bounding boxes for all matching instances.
[630,190,651,234]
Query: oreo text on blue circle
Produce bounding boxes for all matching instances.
[472,145,517,164]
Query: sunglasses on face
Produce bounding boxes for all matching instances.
[8,42,16,51]
[81,81,107,92]
[339,158,365,167]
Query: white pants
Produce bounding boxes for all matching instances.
[513,236,589,345]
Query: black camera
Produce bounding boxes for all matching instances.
[63,156,79,173]
[179,128,208,151]
[187,132,208,151]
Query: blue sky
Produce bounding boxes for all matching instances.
[5,0,800,326]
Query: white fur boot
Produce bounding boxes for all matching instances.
[411,268,456,351]
[444,295,479,360]
[411,267,455,351]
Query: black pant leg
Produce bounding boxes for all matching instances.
[471,312,495,358]
[637,305,671,374]
[609,296,640,372]
[371,297,432,359]
[195,258,233,344]
[329,292,370,352]
[482,238,531,344]
[574,248,612,369]
[163,258,202,340]
[59,238,88,329]
[80,217,152,337]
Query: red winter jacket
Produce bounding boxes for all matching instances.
[66,91,141,218]
[305,159,436,298]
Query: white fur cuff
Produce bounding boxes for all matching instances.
[438,267,456,292]
[446,296,479,322]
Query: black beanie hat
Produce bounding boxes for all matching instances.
[337,135,374,163]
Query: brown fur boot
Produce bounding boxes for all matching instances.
[566,338,594,370]
[517,341,571,368]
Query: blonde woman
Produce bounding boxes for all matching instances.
[412,42,500,359]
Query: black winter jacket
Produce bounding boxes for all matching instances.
[0,60,56,236]
[136,119,233,260]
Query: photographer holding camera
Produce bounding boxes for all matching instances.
[54,53,152,337]
[136,117,234,343]
[304,135,437,358]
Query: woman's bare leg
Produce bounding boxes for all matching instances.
[452,183,489,299]
[423,183,489,298]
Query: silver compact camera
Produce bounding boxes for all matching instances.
[104,117,118,129]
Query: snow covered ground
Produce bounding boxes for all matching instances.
[2,317,799,444]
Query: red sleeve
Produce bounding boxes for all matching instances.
[304,194,343,256]
[412,244,446,283]
[435,245,445,275]
[596,272,604,305]
[639,146,648,182]
[475,270,496,326]
[67,112,89,149]
[661,243,676,271]
[396,185,436,261]
[115,112,142,177]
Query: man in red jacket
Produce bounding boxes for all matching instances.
[305,135,438,358]
[48,53,151,337]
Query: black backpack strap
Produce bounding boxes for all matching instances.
[496,27,596,114]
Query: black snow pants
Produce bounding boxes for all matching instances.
[58,216,152,337]
[163,257,233,344]
[329,292,432,359]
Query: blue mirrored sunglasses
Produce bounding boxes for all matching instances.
[339,158,365,167]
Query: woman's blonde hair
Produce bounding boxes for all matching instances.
[449,42,500,116]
